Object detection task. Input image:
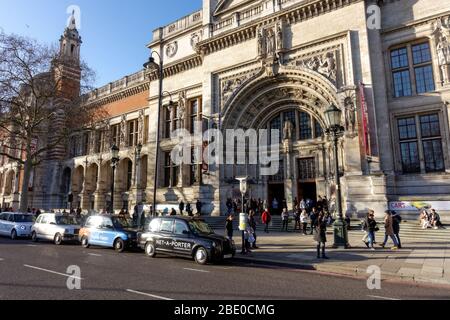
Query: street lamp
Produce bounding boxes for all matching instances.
[324,104,349,248]
[144,52,174,216]
[110,145,120,214]
[236,176,248,254]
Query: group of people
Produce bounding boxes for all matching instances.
[361,210,402,250]
[178,200,203,217]
[419,209,443,230]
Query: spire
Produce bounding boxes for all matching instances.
[68,10,77,30]
[59,11,82,62]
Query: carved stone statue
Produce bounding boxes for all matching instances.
[104,122,111,151]
[283,120,294,140]
[138,110,145,144]
[257,29,264,56]
[434,18,450,84]
[119,115,126,148]
[266,29,276,55]
[318,52,336,80]
[276,22,284,51]
[178,91,186,121]
[344,97,356,132]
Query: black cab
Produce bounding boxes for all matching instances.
[138,216,236,265]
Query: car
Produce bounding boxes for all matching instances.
[0,212,34,240]
[138,216,236,265]
[79,215,139,252]
[31,213,81,245]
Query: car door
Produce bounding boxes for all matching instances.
[32,215,42,237]
[88,217,105,246]
[101,217,117,247]
[0,213,6,235]
[172,220,195,256]
[156,219,174,253]
[38,215,50,239]
[5,214,15,235]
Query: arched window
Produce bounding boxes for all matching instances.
[266,109,323,142]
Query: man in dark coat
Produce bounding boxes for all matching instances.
[196,200,202,216]
[179,201,185,216]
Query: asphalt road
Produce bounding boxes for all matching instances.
[1,237,449,300]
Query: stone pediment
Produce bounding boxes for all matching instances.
[214,0,257,16]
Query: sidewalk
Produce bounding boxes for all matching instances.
[225,222,450,286]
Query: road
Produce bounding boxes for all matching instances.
[1,237,449,300]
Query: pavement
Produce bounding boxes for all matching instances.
[1,236,450,300]
[225,221,450,286]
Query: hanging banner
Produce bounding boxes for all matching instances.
[359,82,371,156]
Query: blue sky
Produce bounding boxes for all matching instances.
[0,0,202,87]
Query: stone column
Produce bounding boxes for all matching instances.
[283,139,294,211]
[94,164,104,212]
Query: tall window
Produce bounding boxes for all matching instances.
[164,107,172,139]
[128,120,139,147]
[82,132,89,155]
[397,114,444,173]
[111,124,120,147]
[391,42,435,98]
[126,160,133,191]
[163,152,179,188]
[189,98,202,134]
[299,112,312,140]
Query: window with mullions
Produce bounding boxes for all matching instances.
[163,152,180,188]
[128,120,139,147]
[390,42,435,98]
[397,114,444,174]
[111,125,120,147]
[299,112,312,140]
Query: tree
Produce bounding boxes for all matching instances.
[0,32,106,212]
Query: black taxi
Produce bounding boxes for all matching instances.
[138,216,236,265]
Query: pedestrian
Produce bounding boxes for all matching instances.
[315,212,329,259]
[36,209,42,218]
[261,208,271,233]
[430,209,443,229]
[133,205,139,226]
[225,214,234,240]
[248,210,258,249]
[317,196,323,211]
[272,198,279,215]
[226,198,233,214]
[186,203,193,216]
[118,209,126,219]
[281,208,289,232]
[300,209,309,235]
[392,210,402,248]
[196,200,202,216]
[420,210,431,229]
[244,223,255,254]
[299,198,306,212]
[179,200,185,216]
[365,211,378,250]
[170,208,177,216]
[140,211,147,230]
[294,206,301,231]
[309,207,318,235]
[361,211,370,247]
[380,210,399,250]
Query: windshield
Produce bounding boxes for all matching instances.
[112,217,133,229]
[14,215,34,223]
[55,216,78,225]
[189,220,213,235]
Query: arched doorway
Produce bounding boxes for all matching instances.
[220,67,341,213]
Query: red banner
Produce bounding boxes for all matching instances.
[359,82,371,156]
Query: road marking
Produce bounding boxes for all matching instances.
[367,295,401,301]
[0,258,4,261]
[88,253,102,257]
[126,289,173,301]
[26,244,37,247]
[183,268,210,273]
[24,265,83,280]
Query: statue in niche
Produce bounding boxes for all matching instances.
[276,21,284,51]
[138,110,145,144]
[178,91,186,121]
[266,29,276,55]
[119,115,126,148]
[283,120,294,140]
[344,97,356,133]
[257,28,264,56]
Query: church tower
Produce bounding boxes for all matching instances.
[54,11,82,99]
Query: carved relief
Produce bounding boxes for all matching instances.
[220,70,259,107]
[294,51,337,83]
[119,115,127,148]
[433,17,450,84]
[165,41,178,58]
[190,31,203,50]
[257,20,285,59]
[138,110,145,144]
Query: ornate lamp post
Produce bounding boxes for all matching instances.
[144,53,174,216]
[324,104,349,248]
[110,145,120,214]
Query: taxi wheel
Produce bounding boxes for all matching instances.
[54,233,63,245]
[31,231,38,242]
[11,229,17,240]
[114,238,125,253]
[81,236,90,248]
[194,247,209,265]
[145,242,156,258]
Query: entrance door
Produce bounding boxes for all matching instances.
[297,158,317,204]
[268,183,285,215]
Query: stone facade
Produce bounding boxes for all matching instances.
[2,0,450,218]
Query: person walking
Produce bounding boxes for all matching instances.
[366,211,378,250]
[186,203,193,216]
[133,205,139,227]
[380,210,399,250]
[392,210,402,248]
[294,206,301,231]
[261,209,271,233]
[431,209,444,229]
[315,212,329,259]
[281,208,289,232]
[225,214,234,240]
[300,209,309,235]
[248,210,258,249]
[196,200,202,216]
[170,208,177,216]
[309,208,318,235]
[179,201,185,216]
